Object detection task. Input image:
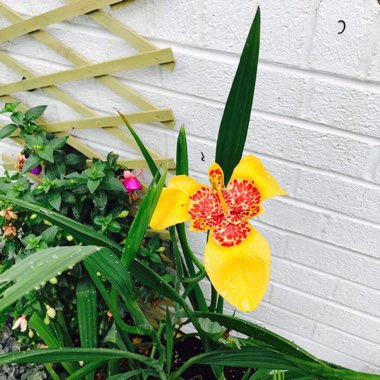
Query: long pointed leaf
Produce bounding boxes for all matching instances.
[215,7,261,184]
[77,279,98,380]
[0,348,161,369]
[195,312,323,364]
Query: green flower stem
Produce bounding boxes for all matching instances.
[216,295,224,313]
[176,223,208,312]
[169,226,184,291]
[44,363,61,380]
[176,223,204,271]
[209,284,218,312]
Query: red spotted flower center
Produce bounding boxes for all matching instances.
[188,176,261,248]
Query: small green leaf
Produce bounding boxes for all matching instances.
[41,226,59,243]
[38,146,55,163]
[48,192,62,211]
[0,101,20,114]
[108,220,121,233]
[0,124,18,140]
[87,179,101,193]
[24,134,44,149]
[101,174,125,192]
[47,136,68,151]
[24,105,47,121]
[93,191,107,210]
[10,111,24,125]
[22,155,42,173]
[150,253,162,264]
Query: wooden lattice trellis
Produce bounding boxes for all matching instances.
[0,0,176,171]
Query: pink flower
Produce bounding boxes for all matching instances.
[12,315,28,332]
[121,170,142,193]
[30,165,42,175]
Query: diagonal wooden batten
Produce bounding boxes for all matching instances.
[83,8,175,71]
[0,48,173,96]
[8,111,173,136]
[0,0,124,43]
[0,4,175,128]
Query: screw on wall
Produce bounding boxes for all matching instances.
[201,152,205,161]
[337,20,346,34]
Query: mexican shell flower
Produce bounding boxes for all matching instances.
[150,155,287,312]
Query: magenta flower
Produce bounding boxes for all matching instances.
[30,165,42,175]
[121,170,142,193]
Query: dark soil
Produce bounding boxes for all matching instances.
[172,337,251,380]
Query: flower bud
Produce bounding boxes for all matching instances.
[30,214,38,220]
[44,316,50,325]
[28,329,35,338]
[49,277,58,285]
[46,305,56,319]
[66,235,74,242]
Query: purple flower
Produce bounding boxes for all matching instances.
[121,170,142,193]
[30,165,42,175]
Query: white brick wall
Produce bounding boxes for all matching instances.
[0,0,379,373]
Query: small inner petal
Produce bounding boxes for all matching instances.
[213,221,252,247]
[208,163,225,188]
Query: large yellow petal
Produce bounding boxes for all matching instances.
[149,188,191,230]
[168,175,203,197]
[230,155,287,201]
[204,225,270,312]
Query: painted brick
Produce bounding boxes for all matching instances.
[271,257,338,298]
[313,324,380,366]
[296,169,380,223]
[249,302,316,338]
[271,283,380,344]
[260,0,314,66]
[247,115,373,177]
[334,280,380,319]
[308,1,379,78]
[160,51,308,117]
[321,214,380,258]
[367,20,380,81]
[272,327,380,373]
[0,0,64,16]
[306,79,380,138]
[284,235,380,291]
[200,0,258,55]
[257,199,325,238]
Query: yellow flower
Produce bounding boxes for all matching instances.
[150,155,287,312]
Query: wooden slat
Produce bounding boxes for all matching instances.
[82,6,175,71]
[0,0,124,43]
[7,111,173,136]
[0,4,175,128]
[0,49,173,96]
